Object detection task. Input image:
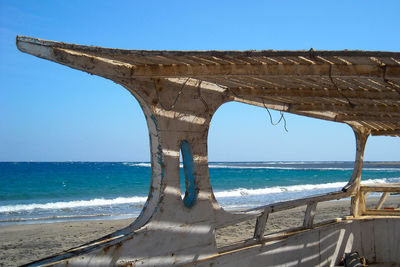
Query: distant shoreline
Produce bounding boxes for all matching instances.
[365,161,400,165]
[1,162,399,226]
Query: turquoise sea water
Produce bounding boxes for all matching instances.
[1,162,399,224]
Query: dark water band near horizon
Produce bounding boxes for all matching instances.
[1,161,399,225]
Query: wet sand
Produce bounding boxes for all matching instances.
[1,197,399,266]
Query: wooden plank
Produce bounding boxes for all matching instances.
[359,191,367,215]
[336,114,400,123]
[288,103,400,113]
[376,192,389,209]
[371,129,400,136]
[349,126,370,217]
[218,218,343,254]
[351,194,361,217]
[16,36,400,61]
[360,185,400,192]
[360,121,381,131]
[378,121,398,130]
[52,48,400,78]
[368,121,389,131]
[362,183,400,187]
[257,96,400,107]
[303,202,317,228]
[246,190,348,214]
[253,207,271,240]
[363,210,400,216]
[351,77,386,92]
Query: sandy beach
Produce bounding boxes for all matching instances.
[1,197,399,266]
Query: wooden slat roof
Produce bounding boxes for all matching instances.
[17,36,400,136]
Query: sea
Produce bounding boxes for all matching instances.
[1,161,400,225]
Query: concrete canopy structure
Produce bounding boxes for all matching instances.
[17,36,400,267]
[17,36,400,136]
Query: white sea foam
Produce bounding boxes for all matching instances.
[0,213,139,224]
[1,178,397,214]
[123,162,399,171]
[208,165,354,170]
[0,196,148,213]
[124,162,152,167]
[209,165,400,171]
[0,214,111,223]
[124,162,187,168]
[214,182,346,198]
[213,178,393,198]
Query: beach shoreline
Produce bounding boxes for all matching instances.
[1,197,399,266]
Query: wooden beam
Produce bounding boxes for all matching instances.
[24,46,400,80]
[288,103,400,113]
[125,63,400,79]
[376,192,389,209]
[363,210,400,216]
[229,86,400,101]
[359,191,367,215]
[231,96,400,123]
[344,126,370,217]
[335,114,400,123]
[371,129,400,136]
[262,96,400,107]
[246,190,349,214]
[303,202,317,229]
[253,207,271,241]
[217,218,343,254]
[16,36,400,59]
[351,191,362,217]
[360,184,400,192]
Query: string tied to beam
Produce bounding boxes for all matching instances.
[227,86,288,132]
[153,77,189,111]
[262,98,288,132]
[227,86,240,99]
[329,64,355,108]
[196,80,210,113]
[382,65,400,95]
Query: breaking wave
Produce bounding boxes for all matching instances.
[1,177,398,214]
[123,162,151,167]
[0,196,148,213]
[123,162,400,171]
[213,178,391,198]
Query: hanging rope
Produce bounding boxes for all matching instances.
[153,78,189,111]
[227,86,241,98]
[280,111,288,132]
[262,98,288,132]
[329,64,355,108]
[382,65,400,95]
[227,85,288,132]
[197,80,209,113]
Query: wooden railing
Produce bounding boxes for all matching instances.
[355,183,400,216]
[243,190,351,241]
[217,183,400,248]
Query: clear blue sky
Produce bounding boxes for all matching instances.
[1,0,399,162]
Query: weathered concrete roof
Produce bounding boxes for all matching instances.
[17,36,400,136]
[16,36,400,267]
